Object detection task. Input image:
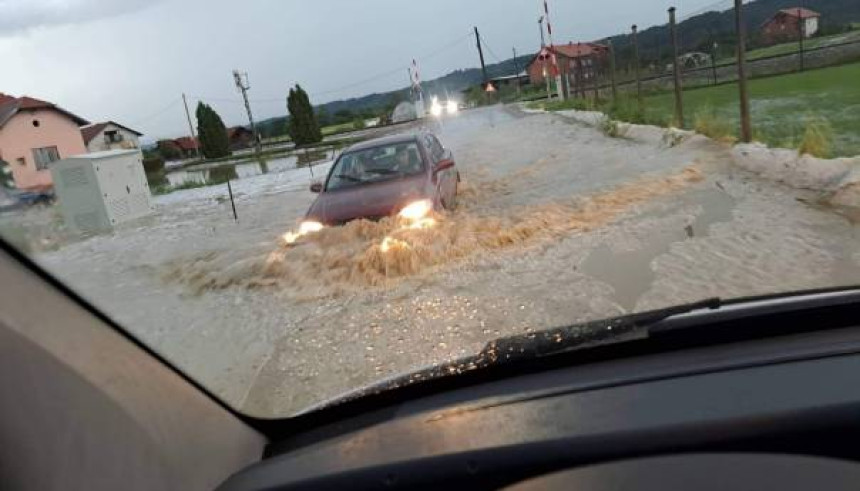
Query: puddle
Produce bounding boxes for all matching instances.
[581,187,736,311]
[161,149,337,188]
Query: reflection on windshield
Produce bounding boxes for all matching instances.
[327,142,424,190]
[2,0,860,418]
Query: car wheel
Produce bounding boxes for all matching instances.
[443,181,458,211]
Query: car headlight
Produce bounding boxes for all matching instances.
[298,220,324,234]
[430,103,443,117]
[398,199,433,221]
[283,220,324,244]
[446,101,458,114]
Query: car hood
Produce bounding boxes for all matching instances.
[307,174,431,224]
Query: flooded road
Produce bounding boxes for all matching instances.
[31,104,860,416]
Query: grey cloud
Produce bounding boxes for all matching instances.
[0,0,162,35]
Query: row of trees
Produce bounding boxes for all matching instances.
[152,82,395,162]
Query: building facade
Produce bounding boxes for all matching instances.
[762,8,820,45]
[527,42,610,97]
[0,94,89,190]
[81,121,143,153]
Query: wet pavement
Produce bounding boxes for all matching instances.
[27,104,860,417]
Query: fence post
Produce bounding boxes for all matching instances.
[608,41,618,102]
[669,7,685,128]
[711,42,719,85]
[632,24,642,106]
[591,56,600,101]
[734,0,752,142]
[797,6,805,72]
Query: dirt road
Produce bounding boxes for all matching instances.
[34,105,860,416]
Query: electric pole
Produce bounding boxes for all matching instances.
[181,93,201,160]
[233,69,262,155]
[474,26,489,85]
[513,47,522,93]
[542,0,564,100]
[734,0,752,142]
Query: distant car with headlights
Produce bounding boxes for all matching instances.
[300,133,459,229]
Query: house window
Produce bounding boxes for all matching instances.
[105,130,123,143]
[32,146,61,170]
[32,120,40,127]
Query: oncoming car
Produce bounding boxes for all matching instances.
[300,133,459,230]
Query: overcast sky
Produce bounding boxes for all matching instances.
[0,0,728,140]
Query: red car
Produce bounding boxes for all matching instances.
[303,133,459,227]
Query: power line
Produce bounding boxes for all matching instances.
[129,97,182,127]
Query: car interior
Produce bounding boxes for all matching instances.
[5,236,860,490]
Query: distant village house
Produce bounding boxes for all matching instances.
[0,93,89,190]
[227,126,254,151]
[527,42,610,97]
[81,121,143,153]
[762,8,820,45]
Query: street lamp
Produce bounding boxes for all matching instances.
[538,16,546,47]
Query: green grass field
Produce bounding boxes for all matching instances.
[642,61,860,157]
[715,30,860,67]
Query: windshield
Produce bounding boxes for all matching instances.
[326,142,424,190]
[2,0,859,418]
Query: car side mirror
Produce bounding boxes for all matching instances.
[310,181,322,193]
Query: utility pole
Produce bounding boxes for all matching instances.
[734,0,752,142]
[669,7,685,128]
[632,25,642,106]
[513,47,522,94]
[232,69,262,155]
[539,16,551,100]
[542,0,565,100]
[474,27,489,85]
[797,3,805,72]
[608,40,618,102]
[181,93,202,160]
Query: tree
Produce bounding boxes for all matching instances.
[195,102,230,159]
[287,84,322,146]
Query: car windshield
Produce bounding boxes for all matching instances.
[326,142,424,190]
[2,0,860,418]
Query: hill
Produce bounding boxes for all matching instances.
[258,0,860,137]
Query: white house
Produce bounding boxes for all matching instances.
[80,121,143,153]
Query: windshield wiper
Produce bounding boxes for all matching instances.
[334,174,365,183]
[480,297,722,365]
[364,168,398,175]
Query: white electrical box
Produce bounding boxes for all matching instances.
[51,149,153,234]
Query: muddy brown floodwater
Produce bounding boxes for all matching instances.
[28,105,860,416]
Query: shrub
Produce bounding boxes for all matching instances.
[797,118,832,158]
[692,106,736,143]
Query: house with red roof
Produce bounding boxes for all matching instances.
[527,42,610,96]
[762,8,821,45]
[0,93,89,190]
[80,121,143,153]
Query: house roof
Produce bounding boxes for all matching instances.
[527,42,609,69]
[777,7,820,19]
[80,121,144,144]
[174,136,199,150]
[0,93,89,129]
[227,126,251,139]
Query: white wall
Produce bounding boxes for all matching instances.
[85,123,141,153]
[805,17,819,37]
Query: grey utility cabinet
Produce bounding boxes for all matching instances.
[51,149,153,233]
